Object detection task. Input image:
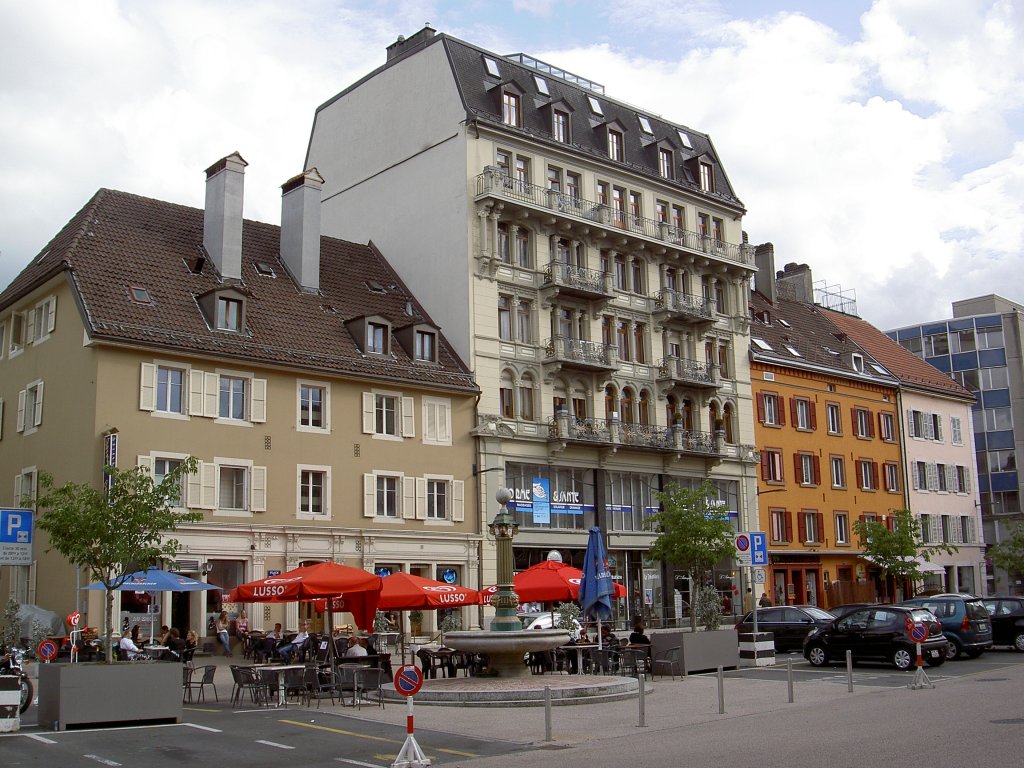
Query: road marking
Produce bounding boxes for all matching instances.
[280,719,398,743]
[256,739,296,749]
[25,733,57,744]
[183,707,220,713]
[83,755,122,766]
[336,759,386,768]
[184,723,222,732]
[436,747,479,757]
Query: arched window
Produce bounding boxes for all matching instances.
[723,402,735,443]
[620,387,635,424]
[499,370,515,419]
[682,398,693,431]
[516,228,531,269]
[631,258,645,294]
[709,401,721,432]
[518,373,535,422]
[638,390,651,427]
[666,394,679,426]
[604,384,618,419]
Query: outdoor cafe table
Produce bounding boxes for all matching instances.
[559,643,598,675]
[251,663,306,707]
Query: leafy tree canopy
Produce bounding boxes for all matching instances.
[34,459,202,661]
[851,508,957,582]
[988,523,1024,578]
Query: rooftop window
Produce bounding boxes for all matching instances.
[638,115,653,134]
[533,75,549,95]
[587,95,603,116]
[677,130,693,148]
[752,338,773,351]
[483,56,501,78]
[128,286,153,305]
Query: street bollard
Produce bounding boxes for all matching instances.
[544,686,552,742]
[637,672,647,727]
[717,665,725,714]
[787,658,794,703]
[846,650,853,692]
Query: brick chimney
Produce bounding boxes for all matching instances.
[280,168,324,292]
[753,243,776,304]
[203,152,247,279]
[777,262,814,303]
[386,24,436,61]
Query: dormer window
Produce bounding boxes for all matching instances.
[415,330,436,362]
[553,109,570,142]
[638,115,653,134]
[394,322,440,363]
[502,91,521,127]
[587,95,603,116]
[217,296,242,331]
[533,75,549,95]
[851,353,865,373]
[659,148,673,179]
[608,128,624,161]
[483,56,501,78]
[699,161,714,192]
[367,322,388,354]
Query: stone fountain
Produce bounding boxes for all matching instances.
[443,488,569,678]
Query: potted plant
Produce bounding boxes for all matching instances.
[409,610,423,636]
[439,612,461,642]
[32,459,201,730]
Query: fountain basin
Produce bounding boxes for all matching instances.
[444,629,570,678]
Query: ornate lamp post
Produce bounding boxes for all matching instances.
[488,488,521,632]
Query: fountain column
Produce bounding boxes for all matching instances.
[489,488,521,632]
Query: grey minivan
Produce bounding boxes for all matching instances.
[901,594,992,660]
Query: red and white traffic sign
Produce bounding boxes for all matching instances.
[910,623,928,643]
[67,611,81,627]
[38,639,58,661]
[394,664,424,697]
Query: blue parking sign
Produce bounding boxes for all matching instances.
[0,508,33,565]
[750,532,768,566]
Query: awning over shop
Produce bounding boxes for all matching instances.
[861,554,945,575]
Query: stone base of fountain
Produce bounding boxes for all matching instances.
[442,629,569,679]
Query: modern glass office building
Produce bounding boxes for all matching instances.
[888,295,1024,595]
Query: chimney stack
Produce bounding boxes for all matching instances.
[203,152,247,280]
[280,168,324,292]
[777,262,814,303]
[753,243,776,304]
[386,24,436,61]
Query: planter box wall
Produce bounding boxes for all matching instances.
[651,628,739,674]
[38,662,182,731]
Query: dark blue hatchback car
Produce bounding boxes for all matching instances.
[901,594,992,660]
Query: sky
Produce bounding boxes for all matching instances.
[1,0,1021,332]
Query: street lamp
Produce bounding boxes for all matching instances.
[488,488,521,632]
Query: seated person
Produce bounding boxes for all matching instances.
[344,635,368,658]
[259,623,284,659]
[599,625,619,647]
[184,629,198,652]
[276,621,310,663]
[628,621,651,646]
[119,625,147,660]
[163,627,186,661]
[156,625,171,645]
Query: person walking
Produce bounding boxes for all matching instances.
[759,592,773,608]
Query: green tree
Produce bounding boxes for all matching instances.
[988,523,1024,583]
[34,459,201,662]
[645,480,735,631]
[852,509,957,597]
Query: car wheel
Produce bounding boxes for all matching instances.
[1014,633,1024,652]
[945,639,962,660]
[806,643,828,667]
[925,654,945,668]
[892,647,913,671]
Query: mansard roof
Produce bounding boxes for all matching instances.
[0,188,477,393]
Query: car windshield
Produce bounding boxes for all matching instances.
[965,600,989,619]
[803,607,835,620]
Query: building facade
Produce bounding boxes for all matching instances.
[888,295,1024,595]
[0,155,481,639]
[306,27,759,623]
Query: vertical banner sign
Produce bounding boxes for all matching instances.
[532,477,550,525]
[103,431,119,494]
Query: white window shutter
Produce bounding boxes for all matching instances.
[16,390,25,433]
[906,409,915,438]
[200,462,216,509]
[187,463,203,508]
[945,465,955,491]
[403,476,416,519]
[251,466,267,512]
[401,397,415,437]
[137,455,153,474]
[14,473,23,506]
[911,465,920,491]
[425,402,437,441]
[968,517,976,543]
[439,401,451,443]
[935,415,943,442]
[204,372,219,417]
[363,474,376,517]
[415,477,427,520]
[926,463,938,491]
[922,414,934,440]
[250,378,267,423]
[24,308,36,344]
[139,363,156,411]
[189,368,205,416]
[965,469,972,493]
[46,296,56,333]
[32,382,43,427]
[362,393,375,434]
[453,480,465,522]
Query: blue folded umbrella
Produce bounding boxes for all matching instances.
[579,527,614,623]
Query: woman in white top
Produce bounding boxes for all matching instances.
[216,611,232,657]
[119,625,145,660]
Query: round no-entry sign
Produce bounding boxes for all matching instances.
[735,534,750,552]
[394,663,424,696]
[910,623,928,642]
[38,639,59,661]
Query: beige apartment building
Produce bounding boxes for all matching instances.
[306,27,760,622]
[0,154,480,639]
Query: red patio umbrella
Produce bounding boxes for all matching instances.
[479,559,627,604]
[228,561,382,630]
[314,572,480,612]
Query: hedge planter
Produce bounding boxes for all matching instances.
[651,628,739,674]
[38,662,182,731]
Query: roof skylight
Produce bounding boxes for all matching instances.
[752,338,773,351]
[677,130,693,148]
[638,115,653,134]
[534,75,549,95]
[587,95,603,116]
[483,56,501,78]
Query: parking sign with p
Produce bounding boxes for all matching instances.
[0,508,34,565]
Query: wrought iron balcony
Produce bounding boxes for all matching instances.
[475,168,754,266]
[541,261,615,300]
[547,412,722,457]
[543,336,618,372]
[653,290,714,324]
[657,357,720,388]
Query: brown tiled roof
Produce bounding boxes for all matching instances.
[822,309,974,401]
[0,189,478,393]
[749,290,897,386]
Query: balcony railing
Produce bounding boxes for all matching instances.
[653,290,714,322]
[542,261,614,298]
[476,168,754,266]
[548,413,722,456]
[657,357,719,388]
[544,336,617,370]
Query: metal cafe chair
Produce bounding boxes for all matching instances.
[652,646,682,680]
[353,666,386,710]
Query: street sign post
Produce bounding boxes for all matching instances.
[393,665,429,767]
[735,532,767,567]
[0,509,33,566]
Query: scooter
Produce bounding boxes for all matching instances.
[0,646,33,715]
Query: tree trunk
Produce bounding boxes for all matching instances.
[689,569,698,633]
[105,587,115,663]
